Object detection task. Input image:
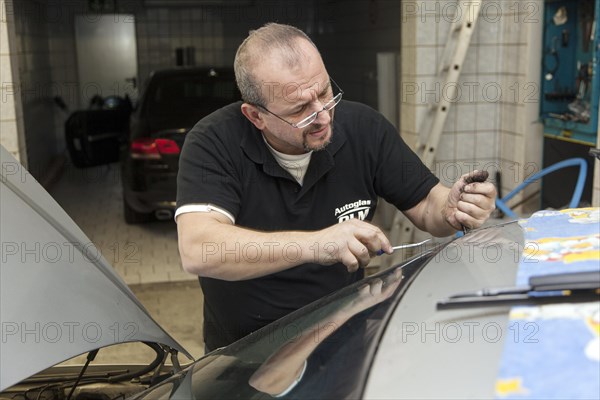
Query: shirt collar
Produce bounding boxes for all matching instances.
[240,115,347,166]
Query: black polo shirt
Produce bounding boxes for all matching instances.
[177,100,438,350]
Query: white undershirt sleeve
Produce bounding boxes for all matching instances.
[174,204,235,224]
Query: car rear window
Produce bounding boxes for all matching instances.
[147,75,239,116]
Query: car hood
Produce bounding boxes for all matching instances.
[0,146,192,391]
[131,223,526,399]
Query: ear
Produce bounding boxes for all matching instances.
[241,103,266,131]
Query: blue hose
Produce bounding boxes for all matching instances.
[495,158,587,219]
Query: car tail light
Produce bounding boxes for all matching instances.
[130,138,180,159]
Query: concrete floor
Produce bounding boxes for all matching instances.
[50,162,205,364]
[49,162,192,285]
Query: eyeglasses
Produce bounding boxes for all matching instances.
[257,78,344,129]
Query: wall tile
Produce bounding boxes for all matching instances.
[461,44,477,75]
[414,103,429,137]
[478,44,499,74]
[476,103,497,131]
[0,60,17,122]
[415,14,439,46]
[0,19,10,55]
[499,159,519,193]
[416,46,437,76]
[456,132,476,159]
[0,52,14,87]
[0,120,19,153]
[437,132,456,162]
[502,15,521,45]
[482,74,504,104]
[500,103,517,133]
[400,101,416,134]
[402,15,416,46]
[4,0,83,178]
[455,105,476,132]
[444,104,458,133]
[402,45,417,76]
[476,15,501,44]
[436,16,451,43]
[499,133,512,164]
[502,44,520,75]
[435,160,460,187]
[455,73,479,103]
[475,131,497,159]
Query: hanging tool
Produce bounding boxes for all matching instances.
[580,2,595,52]
[568,62,591,123]
[543,36,560,81]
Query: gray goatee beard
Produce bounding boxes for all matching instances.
[302,122,332,152]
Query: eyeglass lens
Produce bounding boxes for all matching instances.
[295,92,342,128]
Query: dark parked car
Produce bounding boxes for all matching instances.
[121,67,240,223]
[1,145,598,399]
[64,95,133,168]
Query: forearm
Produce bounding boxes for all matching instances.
[405,183,457,237]
[178,217,319,280]
[178,211,392,280]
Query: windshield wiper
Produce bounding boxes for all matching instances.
[437,270,600,310]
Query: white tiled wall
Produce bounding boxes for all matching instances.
[11,0,58,178]
[3,0,79,183]
[135,7,227,85]
[401,0,546,206]
[0,0,25,164]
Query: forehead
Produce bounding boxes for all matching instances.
[260,70,331,109]
[253,41,330,105]
[276,77,330,103]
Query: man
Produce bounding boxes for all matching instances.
[176,23,496,351]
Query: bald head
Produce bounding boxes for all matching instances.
[234,23,320,106]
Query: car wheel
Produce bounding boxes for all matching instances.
[123,199,153,224]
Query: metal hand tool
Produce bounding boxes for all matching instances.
[376,239,431,256]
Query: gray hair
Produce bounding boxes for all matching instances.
[234,23,319,107]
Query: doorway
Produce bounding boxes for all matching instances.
[75,14,138,108]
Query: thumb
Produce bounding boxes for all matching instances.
[445,170,488,231]
[451,170,490,201]
[448,175,468,207]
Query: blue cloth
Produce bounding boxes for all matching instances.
[495,208,600,399]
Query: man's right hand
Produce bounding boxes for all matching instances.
[311,219,392,272]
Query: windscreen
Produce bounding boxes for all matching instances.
[133,252,436,400]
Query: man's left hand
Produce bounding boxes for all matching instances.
[445,170,497,231]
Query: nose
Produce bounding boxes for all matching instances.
[313,105,331,125]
